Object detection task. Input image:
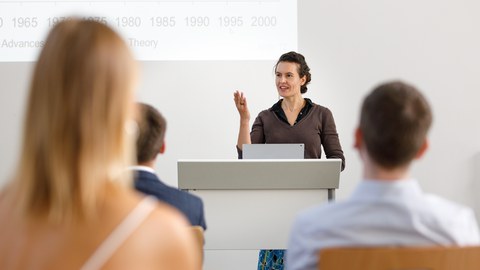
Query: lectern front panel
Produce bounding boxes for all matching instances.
[192,189,329,249]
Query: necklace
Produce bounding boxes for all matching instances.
[282,99,305,112]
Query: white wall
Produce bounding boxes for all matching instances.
[0,63,31,186]
[1,0,480,219]
[296,0,480,214]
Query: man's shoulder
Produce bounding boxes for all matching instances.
[422,193,476,220]
[133,171,201,201]
[174,188,204,205]
[133,169,158,180]
[134,170,165,188]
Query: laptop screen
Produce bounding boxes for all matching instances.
[243,143,304,159]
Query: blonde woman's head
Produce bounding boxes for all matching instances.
[14,19,138,221]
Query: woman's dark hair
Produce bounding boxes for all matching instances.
[275,51,312,94]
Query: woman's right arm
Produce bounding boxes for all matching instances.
[234,90,251,150]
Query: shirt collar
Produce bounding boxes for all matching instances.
[271,98,313,111]
[271,98,314,125]
[128,165,156,175]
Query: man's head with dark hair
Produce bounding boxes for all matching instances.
[275,51,312,94]
[136,103,167,165]
[358,81,432,169]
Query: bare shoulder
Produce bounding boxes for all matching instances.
[106,195,201,270]
[144,198,196,243]
[146,199,201,265]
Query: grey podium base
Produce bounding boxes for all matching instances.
[203,250,259,270]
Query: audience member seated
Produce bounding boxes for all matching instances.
[0,19,199,270]
[132,102,207,230]
[285,81,480,270]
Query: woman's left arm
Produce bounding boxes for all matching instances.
[320,108,346,171]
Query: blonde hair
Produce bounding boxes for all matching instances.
[12,19,137,222]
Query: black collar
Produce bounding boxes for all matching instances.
[271,98,313,125]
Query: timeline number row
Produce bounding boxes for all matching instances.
[0,16,278,29]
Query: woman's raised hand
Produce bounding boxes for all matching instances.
[233,90,250,121]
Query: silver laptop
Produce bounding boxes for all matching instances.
[243,143,304,159]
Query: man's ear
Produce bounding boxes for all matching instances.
[415,139,429,159]
[354,127,362,149]
[159,141,166,154]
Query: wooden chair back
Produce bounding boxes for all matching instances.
[319,246,480,270]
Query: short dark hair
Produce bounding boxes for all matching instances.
[360,81,432,168]
[136,103,167,164]
[275,51,312,94]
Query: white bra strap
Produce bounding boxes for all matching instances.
[81,196,157,270]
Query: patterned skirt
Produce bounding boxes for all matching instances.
[257,249,285,270]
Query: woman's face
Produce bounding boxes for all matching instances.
[275,61,306,98]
